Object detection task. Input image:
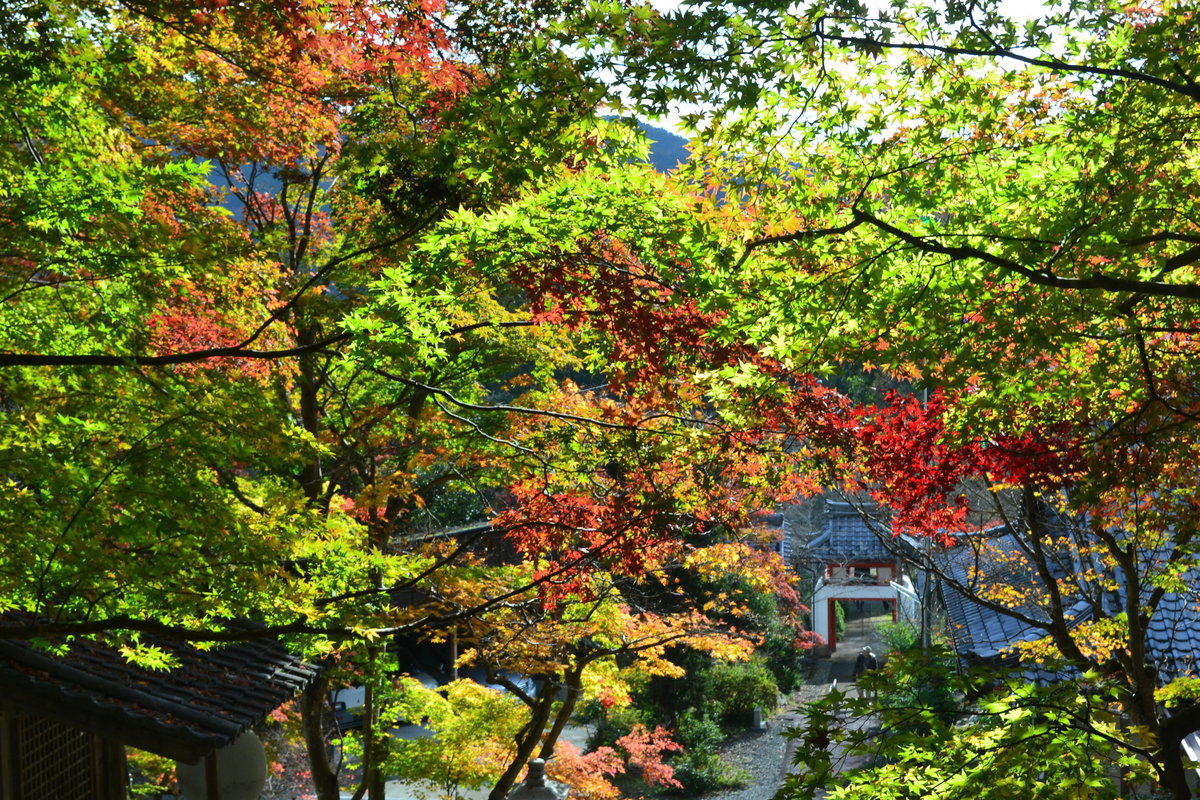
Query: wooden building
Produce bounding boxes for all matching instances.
[0,621,316,800]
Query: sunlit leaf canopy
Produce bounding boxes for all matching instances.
[0,0,807,688]
[596,2,1200,797]
[616,0,1200,422]
[5,0,1200,795]
[588,0,1200,548]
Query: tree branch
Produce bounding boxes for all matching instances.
[809,20,1200,103]
[0,333,351,368]
[854,208,1200,301]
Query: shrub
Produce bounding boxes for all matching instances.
[586,706,647,752]
[670,707,749,795]
[668,751,750,795]
[877,620,920,654]
[709,658,779,723]
[674,707,723,751]
[762,629,803,694]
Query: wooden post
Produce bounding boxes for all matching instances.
[827,601,838,652]
[205,751,220,800]
[0,712,20,800]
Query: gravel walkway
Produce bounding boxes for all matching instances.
[701,610,891,800]
[699,679,830,800]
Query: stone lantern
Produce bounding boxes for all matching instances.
[506,758,568,800]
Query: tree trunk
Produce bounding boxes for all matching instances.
[488,688,558,800]
[300,675,341,800]
[538,668,584,760]
[296,326,324,506]
[363,662,388,800]
[1156,741,1192,800]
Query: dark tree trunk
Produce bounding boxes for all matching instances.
[538,667,584,760]
[300,676,341,800]
[488,688,558,800]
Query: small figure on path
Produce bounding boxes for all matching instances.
[852,646,877,679]
[853,646,878,699]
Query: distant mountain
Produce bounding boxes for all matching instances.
[216,122,690,220]
[639,122,690,172]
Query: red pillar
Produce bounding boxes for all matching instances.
[828,601,838,652]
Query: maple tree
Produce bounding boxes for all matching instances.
[386,583,711,800]
[0,0,808,637]
[812,397,1200,797]
[315,154,810,795]
[382,677,528,800]
[1,0,662,639]
[341,380,802,800]
[595,0,1200,796]
[298,485,796,799]
[21,0,1200,794]
[1,3,825,799]
[548,725,682,800]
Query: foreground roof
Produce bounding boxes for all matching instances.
[0,623,318,763]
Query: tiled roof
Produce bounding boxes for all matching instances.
[0,622,318,763]
[937,531,1200,686]
[806,501,895,563]
[1144,569,1200,682]
[937,530,1055,658]
[940,581,1042,660]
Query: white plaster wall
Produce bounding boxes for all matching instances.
[812,579,899,643]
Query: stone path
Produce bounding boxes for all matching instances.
[705,609,892,800]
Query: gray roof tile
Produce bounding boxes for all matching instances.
[937,531,1200,686]
[0,621,318,762]
[807,501,895,563]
